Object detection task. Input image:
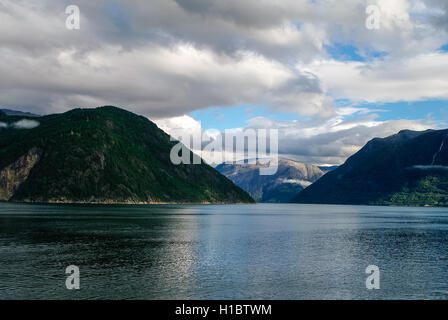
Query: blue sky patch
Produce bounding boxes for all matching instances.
[190,105,299,130]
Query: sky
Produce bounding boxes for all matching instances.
[1,0,448,165]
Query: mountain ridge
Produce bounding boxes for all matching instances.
[0,109,41,117]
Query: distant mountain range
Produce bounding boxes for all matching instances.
[0,109,40,117]
[293,129,448,207]
[0,107,254,204]
[216,158,324,203]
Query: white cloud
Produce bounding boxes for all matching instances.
[0,41,332,118]
[303,52,448,103]
[154,114,203,144]
[154,108,434,166]
[12,119,40,129]
[243,106,434,165]
[411,165,448,170]
[279,178,313,187]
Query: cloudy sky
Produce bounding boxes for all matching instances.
[1,0,448,165]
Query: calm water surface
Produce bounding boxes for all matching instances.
[1,203,448,300]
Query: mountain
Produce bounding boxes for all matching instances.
[293,129,448,207]
[216,158,324,203]
[0,106,254,204]
[0,109,40,117]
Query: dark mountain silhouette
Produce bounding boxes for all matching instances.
[293,129,448,207]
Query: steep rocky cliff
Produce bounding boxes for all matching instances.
[0,148,42,201]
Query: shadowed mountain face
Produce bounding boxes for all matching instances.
[293,129,448,207]
[216,158,324,203]
[0,107,254,204]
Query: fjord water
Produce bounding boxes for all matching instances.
[1,203,448,300]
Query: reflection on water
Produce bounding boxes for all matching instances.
[1,203,448,299]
